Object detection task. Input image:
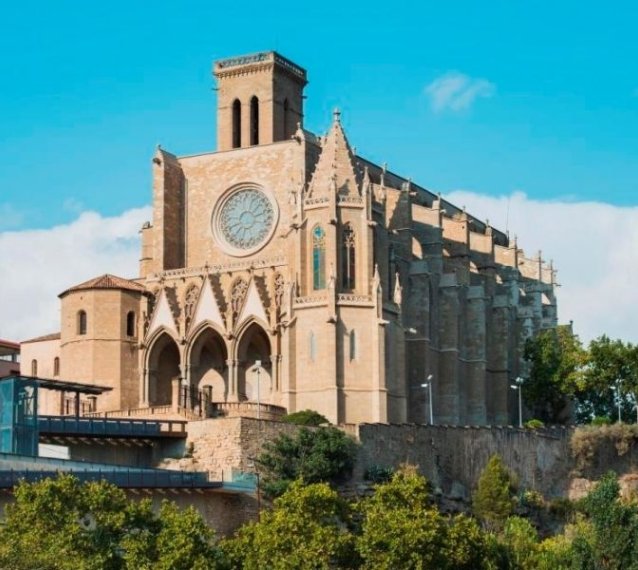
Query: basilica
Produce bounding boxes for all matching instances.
[21,52,557,426]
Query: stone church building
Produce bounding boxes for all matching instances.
[21,52,557,426]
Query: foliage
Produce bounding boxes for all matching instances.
[356,466,496,570]
[473,455,516,530]
[590,415,612,426]
[523,326,586,423]
[574,471,638,569]
[363,464,394,483]
[257,426,358,497]
[578,335,638,422]
[0,474,224,570]
[570,423,638,470]
[523,419,544,429]
[282,409,330,426]
[221,480,357,570]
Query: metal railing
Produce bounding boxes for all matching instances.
[38,416,187,438]
[0,468,222,489]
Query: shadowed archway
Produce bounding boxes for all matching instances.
[236,322,272,402]
[188,326,229,402]
[147,332,180,406]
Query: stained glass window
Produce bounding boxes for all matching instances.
[312,225,326,290]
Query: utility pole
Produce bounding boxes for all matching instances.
[510,377,524,428]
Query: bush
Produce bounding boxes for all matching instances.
[473,455,516,530]
[524,419,545,430]
[591,415,611,426]
[571,424,638,470]
[363,464,394,484]
[257,426,358,498]
[282,409,330,426]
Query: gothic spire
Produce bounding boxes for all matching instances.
[307,109,361,197]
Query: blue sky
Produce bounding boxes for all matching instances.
[1,0,637,231]
[1,0,638,344]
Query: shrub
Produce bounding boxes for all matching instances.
[363,464,394,484]
[473,455,516,530]
[524,419,545,430]
[282,409,330,426]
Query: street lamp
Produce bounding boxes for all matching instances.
[253,360,262,420]
[614,379,623,423]
[510,376,524,428]
[420,374,434,425]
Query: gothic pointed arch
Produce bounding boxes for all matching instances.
[145,330,180,406]
[233,319,272,402]
[187,323,229,403]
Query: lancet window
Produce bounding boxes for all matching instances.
[312,225,326,290]
[341,224,356,290]
[250,96,259,145]
[232,99,241,148]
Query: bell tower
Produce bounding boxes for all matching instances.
[213,51,308,151]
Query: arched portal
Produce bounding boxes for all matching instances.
[189,327,228,402]
[147,333,180,406]
[236,322,272,402]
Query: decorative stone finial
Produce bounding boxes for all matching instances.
[333,108,341,122]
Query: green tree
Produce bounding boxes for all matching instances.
[282,409,330,426]
[524,325,586,423]
[0,474,224,570]
[357,466,495,570]
[221,480,357,570]
[257,426,357,497]
[473,455,516,531]
[578,336,638,422]
[576,471,638,569]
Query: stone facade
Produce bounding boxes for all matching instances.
[21,50,557,426]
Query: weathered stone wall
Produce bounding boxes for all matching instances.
[354,423,572,499]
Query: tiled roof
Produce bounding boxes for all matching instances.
[59,274,147,297]
[21,332,61,344]
[0,339,20,350]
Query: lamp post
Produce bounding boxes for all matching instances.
[614,379,623,423]
[510,376,524,428]
[253,360,262,421]
[420,374,434,425]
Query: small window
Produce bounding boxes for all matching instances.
[126,311,136,337]
[31,359,38,377]
[309,331,317,362]
[53,357,60,376]
[232,99,241,148]
[250,96,259,146]
[77,310,87,335]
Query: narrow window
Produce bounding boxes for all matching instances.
[342,224,356,290]
[126,311,136,337]
[232,99,241,148]
[53,357,60,376]
[250,96,259,145]
[349,330,357,361]
[312,225,326,290]
[31,359,37,377]
[309,331,317,362]
[78,310,87,335]
[283,98,289,139]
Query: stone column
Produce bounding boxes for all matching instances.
[171,377,180,412]
[227,359,239,402]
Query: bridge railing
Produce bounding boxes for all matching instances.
[38,416,187,438]
[0,468,221,489]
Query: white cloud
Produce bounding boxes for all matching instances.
[0,203,25,231]
[0,206,151,341]
[425,71,495,112]
[445,190,638,344]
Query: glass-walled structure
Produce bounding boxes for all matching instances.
[0,377,38,456]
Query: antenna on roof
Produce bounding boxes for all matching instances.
[505,194,511,236]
